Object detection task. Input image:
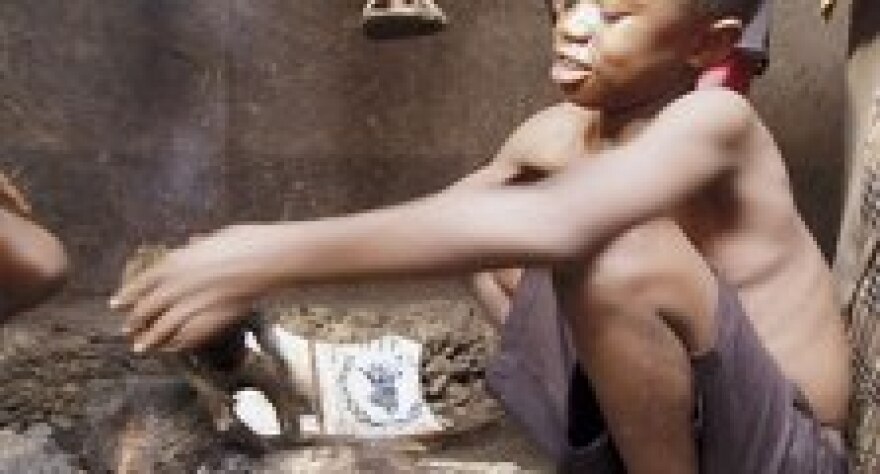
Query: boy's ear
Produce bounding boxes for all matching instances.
[686,17,743,70]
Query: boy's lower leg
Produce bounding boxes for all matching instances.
[566,224,717,474]
[575,290,698,474]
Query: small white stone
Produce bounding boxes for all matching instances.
[233,389,281,436]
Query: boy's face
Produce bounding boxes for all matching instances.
[552,0,708,110]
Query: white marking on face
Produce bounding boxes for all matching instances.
[567,2,603,34]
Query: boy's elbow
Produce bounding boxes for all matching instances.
[29,235,69,297]
[30,240,69,295]
[5,236,69,315]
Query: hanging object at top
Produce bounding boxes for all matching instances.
[820,0,837,21]
[362,0,448,39]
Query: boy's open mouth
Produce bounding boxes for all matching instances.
[551,54,592,85]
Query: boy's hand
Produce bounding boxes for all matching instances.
[111,225,285,352]
[0,173,33,218]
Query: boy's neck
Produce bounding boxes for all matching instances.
[590,82,693,143]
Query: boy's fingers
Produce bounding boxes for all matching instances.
[170,305,243,351]
[123,284,182,336]
[131,294,214,352]
[110,266,162,310]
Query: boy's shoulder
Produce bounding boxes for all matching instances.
[661,88,761,143]
[651,89,775,179]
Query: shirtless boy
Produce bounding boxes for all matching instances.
[113,0,850,472]
[0,173,67,318]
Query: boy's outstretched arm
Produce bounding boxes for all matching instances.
[114,89,755,351]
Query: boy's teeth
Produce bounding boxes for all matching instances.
[551,61,590,84]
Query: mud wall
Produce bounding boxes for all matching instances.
[832,3,880,471]
[751,0,850,261]
[834,0,880,294]
[0,0,851,295]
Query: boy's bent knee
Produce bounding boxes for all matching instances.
[583,237,681,314]
[578,226,717,355]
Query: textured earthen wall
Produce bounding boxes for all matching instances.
[835,0,880,294]
[831,1,880,471]
[0,0,850,295]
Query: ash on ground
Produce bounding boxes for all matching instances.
[0,297,550,472]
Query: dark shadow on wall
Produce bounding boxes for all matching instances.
[750,0,850,259]
[113,0,231,237]
[87,0,233,288]
[0,0,233,292]
[331,0,558,211]
[849,0,880,55]
[221,0,558,222]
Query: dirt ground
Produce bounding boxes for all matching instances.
[0,294,552,473]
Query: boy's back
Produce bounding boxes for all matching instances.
[662,93,849,426]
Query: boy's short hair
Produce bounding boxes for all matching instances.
[696,0,762,23]
[696,0,770,73]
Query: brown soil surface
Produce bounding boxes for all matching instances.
[0,295,552,472]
